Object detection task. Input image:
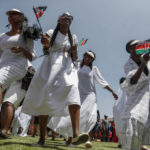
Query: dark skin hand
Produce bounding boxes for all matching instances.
[11,46,32,61]
[105,86,118,100]
[41,33,51,55]
[69,45,78,61]
[130,53,150,84]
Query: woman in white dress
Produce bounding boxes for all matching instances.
[113,77,127,148]
[22,12,88,146]
[47,50,118,147]
[120,40,150,150]
[0,9,36,137]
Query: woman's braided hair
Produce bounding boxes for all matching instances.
[50,23,73,48]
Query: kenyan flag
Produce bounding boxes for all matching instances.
[136,42,150,54]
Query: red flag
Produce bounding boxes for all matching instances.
[33,6,47,19]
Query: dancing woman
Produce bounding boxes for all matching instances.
[0,9,36,137]
[22,12,88,146]
[120,40,150,150]
[48,50,118,147]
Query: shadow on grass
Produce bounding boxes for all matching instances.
[102,145,121,149]
[0,141,85,150]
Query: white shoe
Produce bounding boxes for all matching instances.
[85,141,92,148]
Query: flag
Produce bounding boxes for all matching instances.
[33,6,47,19]
[78,38,88,47]
[136,41,150,54]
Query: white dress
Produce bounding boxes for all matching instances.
[113,89,127,145]
[120,57,150,150]
[3,80,26,109]
[0,33,36,90]
[22,30,80,116]
[47,65,109,137]
[11,106,31,137]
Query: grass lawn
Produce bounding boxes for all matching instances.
[0,136,121,150]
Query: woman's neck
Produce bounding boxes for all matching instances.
[59,26,68,35]
[7,24,21,36]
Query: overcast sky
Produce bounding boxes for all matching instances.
[1,0,150,118]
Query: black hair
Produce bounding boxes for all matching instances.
[126,40,136,53]
[80,50,96,69]
[50,23,73,48]
[120,77,126,84]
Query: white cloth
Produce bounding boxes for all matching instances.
[3,80,26,109]
[113,89,127,145]
[22,30,80,116]
[47,65,109,137]
[11,106,31,136]
[120,57,150,150]
[0,33,36,90]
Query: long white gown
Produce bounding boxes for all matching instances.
[22,30,80,116]
[113,89,127,145]
[120,57,150,150]
[0,33,36,90]
[47,65,109,137]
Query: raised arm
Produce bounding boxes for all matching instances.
[130,53,149,84]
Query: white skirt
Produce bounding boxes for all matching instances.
[3,81,26,108]
[22,55,80,116]
[120,118,145,150]
[47,93,97,137]
[113,90,127,142]
[0,65,26,91]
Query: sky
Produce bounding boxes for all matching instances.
[1,0,150,118]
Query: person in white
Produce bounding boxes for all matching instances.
[47,50,118,147]
[120,40,150,150]
[0,65,35,138]
[0,9,36,137]
[22,12,88,146]
[113,77,127,148]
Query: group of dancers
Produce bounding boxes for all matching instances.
[0,7,149,150]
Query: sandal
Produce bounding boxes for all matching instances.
[72,133,88,145]
[0,130,9,139]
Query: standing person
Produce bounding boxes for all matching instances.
[120,40,150,150]
[102,115,109,142]
[22,12,88,146]
[0,9,36,137]
[47,50,118,148]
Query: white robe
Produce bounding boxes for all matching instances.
[120,57,150,150]
[22,30,80,116]
[47,65,109,137]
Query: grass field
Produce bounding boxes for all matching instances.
[0,136,121,150]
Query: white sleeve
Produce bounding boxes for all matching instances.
[0,33,5,57]
[93,66,109,88]
[72,34,78,46]
[46,29,54,38]
[25,38,37,61]
[121,69,148,96]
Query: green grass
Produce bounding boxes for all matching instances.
[0,136,121,150]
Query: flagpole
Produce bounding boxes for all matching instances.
[33,6,43,33]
